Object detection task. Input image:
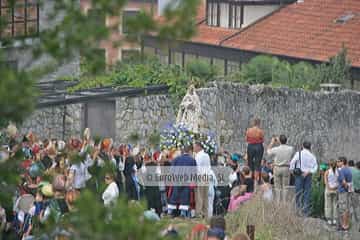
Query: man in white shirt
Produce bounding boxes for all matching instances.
[267,135,294,202]
[289,141,318,217]
[194,141,211,219]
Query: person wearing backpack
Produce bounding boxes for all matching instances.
[289,141,318,217]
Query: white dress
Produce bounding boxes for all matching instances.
[102,182,119,207]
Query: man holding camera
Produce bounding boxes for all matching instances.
[289,141,318,217]
[267,135,294,202]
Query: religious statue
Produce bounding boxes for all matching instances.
[176,85,201,133]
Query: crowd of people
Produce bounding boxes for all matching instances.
[0,118,359,239]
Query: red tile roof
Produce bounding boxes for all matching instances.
[222,0,360,67]
[190,24,239,45]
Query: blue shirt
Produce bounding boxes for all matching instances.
[338,167,352,193]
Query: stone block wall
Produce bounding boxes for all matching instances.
[20,104,83,140]
[20,94,174,145]
[115,94,175,145]
[197,82,360,162]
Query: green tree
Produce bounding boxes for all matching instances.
[317,46,351,84]
[186,59,218,86]
[240,55,279,84]
[0,0,200,128]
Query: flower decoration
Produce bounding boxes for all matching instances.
[160,123,217,155]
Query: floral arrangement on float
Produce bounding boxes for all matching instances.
[160,122,217,155]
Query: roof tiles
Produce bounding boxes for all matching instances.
[222,0,360,67]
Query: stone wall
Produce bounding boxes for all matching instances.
[20,94,174,145]
[197,82,360,162]
[115,94,175,145]
[20,104,83,140]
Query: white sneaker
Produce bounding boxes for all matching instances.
[327,220,332,225]
[332,220,337,225]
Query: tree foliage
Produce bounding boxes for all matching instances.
[229,48,351,90]
[186,59,218,86]
[317,46,351,84]
[0,0,200,128]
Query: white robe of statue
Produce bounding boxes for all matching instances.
[176,85,201,133]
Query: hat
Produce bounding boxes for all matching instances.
[101,138,113,150]
[41,184,54,197]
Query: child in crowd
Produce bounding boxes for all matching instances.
[259,172,273,202]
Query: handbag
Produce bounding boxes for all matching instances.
[293,151,302,176]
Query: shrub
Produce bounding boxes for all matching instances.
[317,46,351,84]
[186,59,218,86]
[240,55,278,85]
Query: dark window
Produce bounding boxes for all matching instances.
[229,4,242,28]
[122,10,139,34]
[155,48,168,65]
[0,0,39,40]
[227,61,240,74]
[170,51,183,67]
[121,49,140,60]
[207,1,242,29]
[207,2,219,27]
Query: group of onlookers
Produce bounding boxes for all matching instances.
[1,118,360,240]
[245,118,360,233]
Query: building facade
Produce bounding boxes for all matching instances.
[142,0,360,89]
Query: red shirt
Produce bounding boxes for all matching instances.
[246,127,264,144]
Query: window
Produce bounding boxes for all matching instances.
[156,48,168,65]
[184,53,196,66]
[230,4,242,28]
[121,49,140,61]
[213,58,225,76]
[198,56,211,64]
[227,61,240,74]
[219,3,229,28]
[122,10,139,34]
[0,0,39,39]
[207,2,219,27]
[170,51,183,67]
[143,46,155,56]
